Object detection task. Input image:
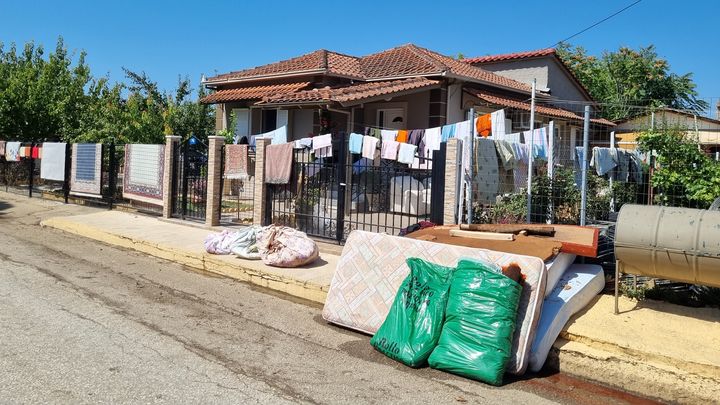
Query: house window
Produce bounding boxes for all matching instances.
[377,108,406,130]
[231,108,250,142]
[261,109,289,133]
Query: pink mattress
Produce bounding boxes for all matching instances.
[322,230,547,375]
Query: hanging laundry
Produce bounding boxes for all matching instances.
[294,137,312,149]
[475,114,492,138]
[0,141,5,157]
[423,127,442,153]
[490,110,506,138]
[71,143,103,196]
[441,124,456,142]
[512,143,530,191]
[407,129,424,146]
[5,141,21,161]
[396,130,409,143]
[123,144,166,205]
[312,133,332,151]
[474,138,500,204]
[454,120,473,176]
[19,145,29,158]
[397,143,417,165]
[574,146,586,187]
[352,157,372,175]
[362,136,379,159]
[31,146,40,159]
[591,147,617,176]
[381,140,400,160]
[494,140,516,169]
[524,127,548,160]
[380,130,398,143]
[40,142,67,181]
[630,152,644,184]
[612,149,630,182]
[500,132,522,143]
[224,144,249,179]
[348,133,364,154]
[264,142,294,184]
[269,126,288,145]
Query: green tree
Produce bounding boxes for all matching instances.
[557,44,708,121]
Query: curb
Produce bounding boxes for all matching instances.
[40,217,329,304]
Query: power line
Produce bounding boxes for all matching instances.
[549,0,643,48]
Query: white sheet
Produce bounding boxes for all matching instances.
[528,264,605,372]
[40,142,67,181]
[5,141,21,162]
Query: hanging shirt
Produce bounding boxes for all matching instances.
[408,129,424,146]
[475,113,492,137]
[396,130,409,143]
[380,130,398,143]
[348,133,363,154]
[362,136,378,159]
[397,143,417,165]
[441,124,456,142]
[381,140,400,160]
[490,110,506,138]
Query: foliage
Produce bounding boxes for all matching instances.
[557,43,708,121]
[638,126,720,208]
[217,110,238,144]
[0,37,214,144]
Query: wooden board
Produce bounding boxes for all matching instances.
[450,229,515,241]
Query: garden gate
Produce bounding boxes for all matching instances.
[172,137,208,221]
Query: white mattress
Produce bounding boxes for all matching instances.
[322,230,547,375]
[528,264,605,372]
[544,253,577,298]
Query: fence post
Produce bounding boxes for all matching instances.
[580,105,591,226]
[430,142,447,225]
[63,142,71,203]
[107,142,116,210]
[28,142,34,198]
[526,79,537,223]
[253,138,270,226]
[205,135,225,227]
[162,135,180,219]
[443,138,459,225]
[336,132,347,242]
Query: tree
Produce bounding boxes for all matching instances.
[557,44,708,121]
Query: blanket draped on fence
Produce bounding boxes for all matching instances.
[71,143,102,196]
[224,144,249,179]
[123,144,165,205]
[40,142,67,181]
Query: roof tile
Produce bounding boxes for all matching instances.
[463,48,556,64]
[200,82,311,104]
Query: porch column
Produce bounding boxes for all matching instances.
[162,135,180,219]
[428,85,448,128]
[443,138,459,225]
[205,135,225,226]
[252,137,270,225]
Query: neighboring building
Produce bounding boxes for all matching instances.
[201,44,613,165]
[614,107,720,154]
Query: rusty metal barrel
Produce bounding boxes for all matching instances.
[615,204,720,287]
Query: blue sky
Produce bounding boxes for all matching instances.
[1,0,718,113]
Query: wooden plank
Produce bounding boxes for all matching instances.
[459,223,555,236]
[450,229,515,241]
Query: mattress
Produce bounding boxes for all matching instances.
[528,264,605,373]
[123,144,165,205]
[70,143,102,197]
[322,230,547,375]
[544,253,576,298]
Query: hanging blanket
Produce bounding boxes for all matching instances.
[264,142,294,184]
[0,141,5,158]
[5,141,21,162]
[474,138,500,204]
[71,143,102,196]
[40,142,67,181]
[224,144,249,179]
[123,144,165,205]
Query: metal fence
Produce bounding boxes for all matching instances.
[220,146,256,225]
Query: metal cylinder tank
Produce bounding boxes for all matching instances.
[615,204,720,287]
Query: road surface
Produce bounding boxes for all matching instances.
[0,194,656,404]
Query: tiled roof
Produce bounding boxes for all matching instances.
[199,82,311,104]
[206,44,533,94]
[463,48,556,64]
[467,90,615,126]
[258,77,440,106]
[205,50,363,82]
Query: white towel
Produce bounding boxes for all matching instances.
[397,143,417,165]
[312,134,332,151]
[381,140,400,160]
[294,137,312,149]
[362,136,378,159]
[40,142,67,181]
[380,130,398,143]
[491,109,506,138]
[424,126,442,152]
[499,132,521,143]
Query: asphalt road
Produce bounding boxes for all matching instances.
[0,193,656,404]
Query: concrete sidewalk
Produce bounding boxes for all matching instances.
[21,195,720,403]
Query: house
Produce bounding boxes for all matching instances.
[614,107,720,155]
[200,44,613,167]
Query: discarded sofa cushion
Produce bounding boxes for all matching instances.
[322,230,546,375]
[370,258,454,367]
[428,258,522,386]
[258,225,319,268]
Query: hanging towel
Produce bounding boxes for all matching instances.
[491,110,506,138]
[474,138,500,204]
[512,143,530,191]
[19,145,28,158]
[408,129,424,146]
[455,120,473,176]
[397,143,417,165]
[31,146,40,159]
[441,124,456,142]
[348,133,364,154]
[424,127,442,152]
[396,130,409,143]
[524,128,548,160]
[494,140,516,169]
[270,126,288,145]
[476,113,492,137]
[591,147,617,176]
[613,149,630,182]
[294,137,312,149]
[312,134,332,151]
[5,141,21,162]
[265,142,294,184]
[0,141,5,157]
[224,144,249,179]
[500,132,522,143]
[40,142,67,181]
[362,136,379,159]
[381,140,400,160]
[380,130,398,142]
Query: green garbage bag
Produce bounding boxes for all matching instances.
[428,258,522,386]
[370,257,454,367]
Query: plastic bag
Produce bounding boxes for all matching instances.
[370,258,454,367]
[428,258,522,386]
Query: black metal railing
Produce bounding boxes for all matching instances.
[172,138,208,221]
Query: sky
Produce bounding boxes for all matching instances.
[1,0,719,115]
